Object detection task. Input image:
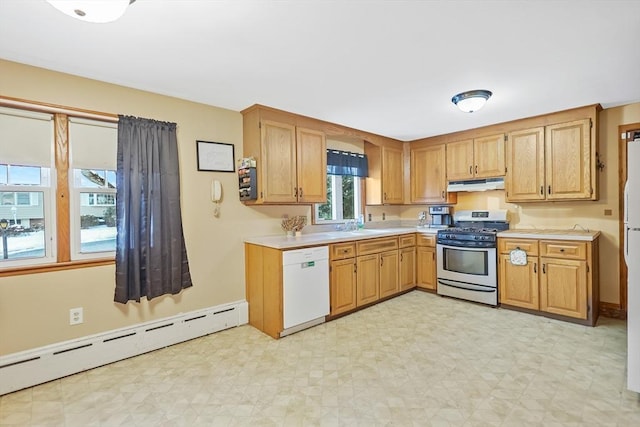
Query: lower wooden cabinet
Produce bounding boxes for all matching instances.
[499,253,539,310]
[330,257,357,316]
[416,234,437,290]
[331,235,414,313]
[399,246,416,291]
[498,236,598,325]
[379,250,400,299]
[356,253,381,306]
[540,257,587,319]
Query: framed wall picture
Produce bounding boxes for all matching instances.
[196,141,235,172]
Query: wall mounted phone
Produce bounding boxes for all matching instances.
[211,180,222,217]
[211,180,222,202]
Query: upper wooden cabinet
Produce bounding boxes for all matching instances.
[410,143,456,204]
[446,133,505,181]
[243,113,326,204]
[365,142,404,205]
[506,119,594,202]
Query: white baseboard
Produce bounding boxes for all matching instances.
[0,300,248,395]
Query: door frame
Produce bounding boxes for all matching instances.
[619,123,640,318]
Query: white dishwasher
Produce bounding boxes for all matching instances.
[282,246,329,336]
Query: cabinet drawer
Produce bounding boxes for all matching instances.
[357,237,399,256]
[417,234,436,247]
[499,238,538,255]
[330,242,356,260]
[540,240,586,260]
[399,234,416,248]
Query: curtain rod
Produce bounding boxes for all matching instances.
[0,95,119,123]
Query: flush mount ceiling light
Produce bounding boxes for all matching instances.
[451,90,492,113]
[46,0,136,23]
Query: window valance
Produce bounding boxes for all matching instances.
[326,149,368,177]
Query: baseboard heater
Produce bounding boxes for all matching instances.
[0,300,248,395]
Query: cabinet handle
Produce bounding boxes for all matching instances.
[383,192,387,201]
[400,253,403,262]
[354,263,357,273]
[548,185,551,195]
[469,165,473,174]
[441,190,445,199]
[294,187,298,197]
[381,257,384,267]
[475,165,478,174]
[534,262,537,273]
[542,263,546,274]
[560,248,565,252]
[540,186,543,195]
[299,187,303,198]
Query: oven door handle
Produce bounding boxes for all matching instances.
[437,279,496,293]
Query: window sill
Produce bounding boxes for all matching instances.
[0,258,114,277]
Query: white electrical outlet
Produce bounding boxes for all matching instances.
[69,307,83,325]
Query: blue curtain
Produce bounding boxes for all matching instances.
[114,116,192,303]
[326,149,368,177]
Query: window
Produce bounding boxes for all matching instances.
[315,175,363,223]
[314,149,368,224]
[0,106,54,267]
[69,118,117,259]
[0,101,117,271]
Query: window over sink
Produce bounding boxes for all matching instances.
[313,149,367,224]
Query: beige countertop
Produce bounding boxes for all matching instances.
[497,229,600,241]
[245,227,439,250]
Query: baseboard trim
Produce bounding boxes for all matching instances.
[599,302,627,320]
[0,300,249,396]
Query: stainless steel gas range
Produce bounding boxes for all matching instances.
[436,210,509,306]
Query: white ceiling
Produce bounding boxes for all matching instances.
[1,0,639,141]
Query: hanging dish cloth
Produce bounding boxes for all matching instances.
[510,248,527,266]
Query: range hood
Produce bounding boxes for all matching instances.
[447,177,505,192]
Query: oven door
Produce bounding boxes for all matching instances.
[436,243,496,288]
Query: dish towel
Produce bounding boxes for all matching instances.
[509,248,527,266]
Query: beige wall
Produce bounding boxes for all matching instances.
[2,58,638,356]
[0,60,288,355]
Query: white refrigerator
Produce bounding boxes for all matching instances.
[626,137,640,393]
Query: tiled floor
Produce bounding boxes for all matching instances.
[1,291,638,426]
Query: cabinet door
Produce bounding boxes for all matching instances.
[499,254,539,310]
[540,257,587,319]
[296,127,327,203]
[410,144,448,203]
[474,134,506,178]
[399,247,416,291]
[379,250,400,299]
[446,139,474,181]
[330,258,357,316]
[416,246,436,290]
[356,254,379,306]
[382,146,404,204]
[506,127,545,202]
[545,119,592,200]
[260,120,297,203]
